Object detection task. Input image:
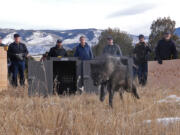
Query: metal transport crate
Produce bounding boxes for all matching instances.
[28,56,133,96]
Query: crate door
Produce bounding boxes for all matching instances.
[83,60,99,94]
[28,61,53,96]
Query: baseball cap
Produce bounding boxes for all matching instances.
[107,36,113,40]
[14,34,20,38]
[139,34,145,39]
[57,39,63,43]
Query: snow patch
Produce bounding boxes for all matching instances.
[158,95,180,103]
[63,34,86,45]
[26,31,54,46]
[2,32,16,44]
[68,33,73,36]
[145,117,180,125]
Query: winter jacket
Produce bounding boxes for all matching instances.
[103,44,122,56]
[133,42,151,65]
[8,42,28,62]
[48,46,67,57]
[155,39,177,61]
[74,43,93,60]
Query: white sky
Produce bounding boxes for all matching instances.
[0,0,180,35]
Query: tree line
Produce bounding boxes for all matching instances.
[90,17,180,59]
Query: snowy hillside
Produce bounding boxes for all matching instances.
[0,28,150,55]
[0,28,153,55]
[1,27,180,55]
[0,29,102,55]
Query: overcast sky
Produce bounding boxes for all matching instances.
[0,0,179,35]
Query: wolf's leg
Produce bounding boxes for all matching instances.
[108,83,114,108]
[100,83,106,102]
[119,90,124,100]
[109,89,114,108]
[132,84,140,99]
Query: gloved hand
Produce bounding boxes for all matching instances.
[15,53,25,61]
[158,60,163,64]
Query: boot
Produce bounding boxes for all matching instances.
[12,78,18,87]
[20,79,25,86]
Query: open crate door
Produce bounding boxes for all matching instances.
[28,60,53,96]
[51,57,81,94]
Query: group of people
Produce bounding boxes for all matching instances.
[133,32,177,86]
[0,31,177,88]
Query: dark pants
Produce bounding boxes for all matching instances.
[137,62,148,86]
[133,66,138,79]
[12,61,25,87]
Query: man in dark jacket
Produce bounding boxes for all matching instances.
[48,39,67,58]
[74,36,93,60]
[8,34,28,87]
[155,32,177,64]
[103,36,122,56]
[133,35,151,86]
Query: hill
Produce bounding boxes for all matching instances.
[0,29,102,55]
[0,28,143,55]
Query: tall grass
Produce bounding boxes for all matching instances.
[1,60,180,135]
[0,84,180,135]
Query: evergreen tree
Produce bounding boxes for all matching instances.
[149,17,179,49]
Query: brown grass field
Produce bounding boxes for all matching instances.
[0,60,180,135]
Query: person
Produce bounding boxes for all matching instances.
[74,36,93,92]
[74,36,93,60]
[133,35,151,86]
[48,39,67,58]
[103,36,122,56]
[8,34,28,87]
[155,32,177,64]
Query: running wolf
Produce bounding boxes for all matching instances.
[90,56,140,107]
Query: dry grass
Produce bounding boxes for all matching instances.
[0,61,180,135]
[0,85,179,135]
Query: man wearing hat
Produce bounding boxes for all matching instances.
[103,36,122,56]
[133,35,151,86]
[8,34,28,87]
[48,39,67,58]
[155,32,177,64]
